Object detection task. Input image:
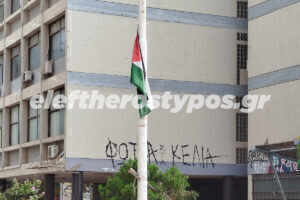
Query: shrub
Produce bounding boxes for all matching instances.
[0,179,44,200]
[99,159,198,200]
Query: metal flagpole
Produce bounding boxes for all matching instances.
[137,0,148,200]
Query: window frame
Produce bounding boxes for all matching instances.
[0,111,2,148]
[48,88,65,137]
[237,1,248,19]
[236,113,248,142]
[11,0,20,14]
[10,105,20,146]
[49,17,65,61]
[28,104,40,142]
[0,0,4,23]
[236,147,248,164]
[0,55,3,86]
[11,45,21,81]
[28,32,41,71]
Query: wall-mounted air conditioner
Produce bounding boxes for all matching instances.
[22,71,33,83]
[48,145,59,159]
[42,60,53,75]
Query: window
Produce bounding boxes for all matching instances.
[0,0,4,23]
[0,111,2,148]
[49,89,65,137]
[10,105,19,146]
[0,55,3,86]
[11,0,20,14]
[28,105,40,141]
[237,32,248,41]
[236,148,248,164]
[29,33,41,71]
[11,45,21,80]
[237,1,248,19]
[49,17,65,60]
[236,113,248,142]
[237,44,247,84]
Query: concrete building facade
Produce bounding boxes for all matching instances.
[248,0,300,199]
[0,0,262,199]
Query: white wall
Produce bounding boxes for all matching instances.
[248,3,300,77]
[66,10,238,85]
[248,80,300,146]
[65,85,237,165]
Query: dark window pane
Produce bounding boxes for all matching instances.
[237,1,248,19]
[0,56,3,85]
[29,44,41,70]
[29,118,40,141]
[0,1,4,23]
[11,55,21,80]
[49,17,65,61]
[11,0,20,14]
[60,29,65,56]
[10,105,19,146]
[50,32,60,60]
[236,113,248,142]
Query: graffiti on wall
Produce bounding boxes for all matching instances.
[105,139,227,169]
[248,150,298,174]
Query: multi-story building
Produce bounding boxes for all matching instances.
[248,0,300,199]
[0,0,251,199]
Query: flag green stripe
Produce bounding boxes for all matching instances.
[130,63,146,96]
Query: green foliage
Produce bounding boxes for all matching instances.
[99,159,198,200]
[297,143,300,168]
[0,179,44,200]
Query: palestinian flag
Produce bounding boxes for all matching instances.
[130,33,153,118]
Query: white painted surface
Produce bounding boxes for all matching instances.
[67,10,237,85]
[65,85,237,165]
[248,3,300,77]
[248,80,300,146]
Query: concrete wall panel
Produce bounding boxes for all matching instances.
[65,85,237,166]
[67,10,238,85]
[248,3,300,77]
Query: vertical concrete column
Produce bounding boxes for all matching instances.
[3,49,11,96]
[19,100,28,164]
[2,107,9,167]
[40,92,48,161]
[72,172,83,200]
[223,176,234,200]
[248,175,253,200]
[44,174,55,200]
[0,179,7,192]
[92,183,100,200]
[40,19,49,80]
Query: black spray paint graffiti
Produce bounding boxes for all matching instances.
[105,139,225,168]
[248,150,269,168]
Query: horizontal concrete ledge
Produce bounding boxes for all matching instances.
[248,65,300,90]
[68,0,248,30]
[67,71,248,97]
[249,0,300,20]
[66,158,247,177]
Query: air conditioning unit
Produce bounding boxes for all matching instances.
[42,60,53,75]
[22,71,33,83]
[240,69,248,85]
[48,145,59,159]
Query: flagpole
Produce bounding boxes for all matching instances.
[138,0,148,199]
